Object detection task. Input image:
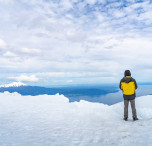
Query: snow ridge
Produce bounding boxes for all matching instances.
[0,82,27,87]
[0,92,152,145]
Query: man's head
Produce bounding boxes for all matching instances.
[124,70,131,77]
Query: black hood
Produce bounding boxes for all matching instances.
[122,76,133,83]
[124,70,131,77]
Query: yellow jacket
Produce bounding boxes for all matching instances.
[119,76,138,96]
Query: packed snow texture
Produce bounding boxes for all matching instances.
[0,92,152,146]
[0,82,27,87]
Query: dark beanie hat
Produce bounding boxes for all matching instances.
[124,70,131,77]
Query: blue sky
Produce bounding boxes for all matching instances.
[0,0,152,86]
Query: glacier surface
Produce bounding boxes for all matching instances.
[0,92,152,146]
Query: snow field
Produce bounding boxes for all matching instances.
[0,92,152,146]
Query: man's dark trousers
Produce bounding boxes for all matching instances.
[124,99,137,118]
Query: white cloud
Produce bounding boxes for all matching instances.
[61,0,73,10]
[112,10,126,18]
[3,51,17,57]
[0,39,6,49]
[85,0,97,5]
[67,80,73,83]
[52,79,73,83]
[0,0,13,4]
[9,75,39,82]
[37,71,111,78]
[0,0,152,84]
[21,48,41,54]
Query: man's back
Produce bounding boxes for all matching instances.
[120,76,137,95]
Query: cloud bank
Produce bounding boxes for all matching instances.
[0,0,152,85]
[9,75,39,82]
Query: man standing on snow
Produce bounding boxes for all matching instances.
[119,70,138,121]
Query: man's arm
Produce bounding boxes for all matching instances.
[119,79,122,90]
[134,79,138,89]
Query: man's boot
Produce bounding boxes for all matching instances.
[133,117,139,121]
[123,117,128,121]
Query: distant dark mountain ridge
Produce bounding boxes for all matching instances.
[0,85,118,97]
[1,84,152,105]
